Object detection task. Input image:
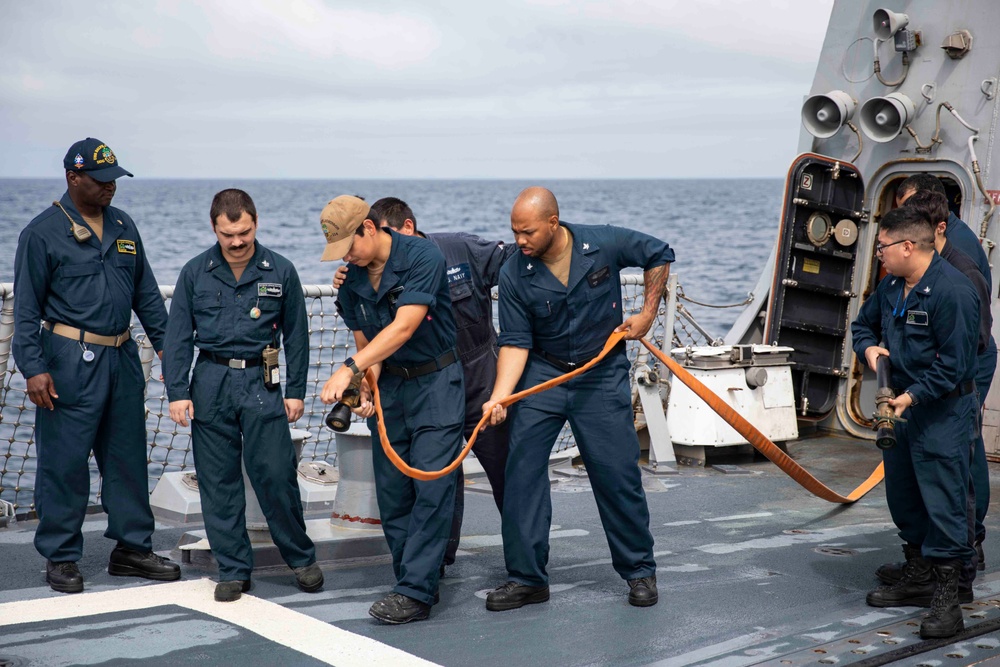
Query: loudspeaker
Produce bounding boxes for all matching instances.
[873,8,909,40]
[859,93,915,143]
[801,90,857,138]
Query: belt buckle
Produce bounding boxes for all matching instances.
[115,332,127,346]
[228,359,247,369]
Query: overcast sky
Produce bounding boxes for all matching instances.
[1,1,834,179]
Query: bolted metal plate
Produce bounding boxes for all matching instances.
[713,596,1000,667]
[713,464,751,475]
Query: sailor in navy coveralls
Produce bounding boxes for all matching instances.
[12,138,180,593]
[851,206,980,640]
[896,174,996,564]
[164,189,322,602]
[319,195,464,625]
[481,187,672,611]
[332,196,516,573]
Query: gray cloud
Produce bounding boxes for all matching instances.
[0,0,833,178]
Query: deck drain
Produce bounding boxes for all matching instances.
[814,546,858,557]
[0,657,26,667]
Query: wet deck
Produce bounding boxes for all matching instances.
[2,433,1000,667]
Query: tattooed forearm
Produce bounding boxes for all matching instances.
[641,264,669,317]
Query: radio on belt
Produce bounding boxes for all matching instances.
[263,323,280,389]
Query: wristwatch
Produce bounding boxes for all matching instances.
[344,357,361,375]
[904,390,918,405]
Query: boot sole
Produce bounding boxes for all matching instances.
[47,578,84,594]
[866,593,934,608]
[629,594,659,607]
[486,590,550,612]
[108,564,181,581]
[296,578,324,593]
[215,581,251,602]
[368,607,430,624]
[920,621,964,639]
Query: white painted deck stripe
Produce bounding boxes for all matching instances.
[0,578,438,667]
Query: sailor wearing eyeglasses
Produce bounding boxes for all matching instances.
[851,205,980,640]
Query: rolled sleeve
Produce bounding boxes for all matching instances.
[612,225,675,270]
[394,248,443,309]
[496,268,533,349]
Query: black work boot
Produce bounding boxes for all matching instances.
[369,593,431,624]
[292,563,324,592]
[976,540,986,571]
[485,581,550,611]
[46,561,84,594]
[867,555,935,607]
[627,576,658,607]
[108,546,181,581]
[214,580,251,602]
[920,562,965,639]
[875,543,921,585]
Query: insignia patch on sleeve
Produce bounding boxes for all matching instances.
[258,283,283,297]
[116,240,137,254]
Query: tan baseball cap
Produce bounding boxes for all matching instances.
[320,195,371,261]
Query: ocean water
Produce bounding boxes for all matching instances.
[0,178,782,335]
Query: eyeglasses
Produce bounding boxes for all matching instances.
[875,239,910,254]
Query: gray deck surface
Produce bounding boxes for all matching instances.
[3,434,1000,667]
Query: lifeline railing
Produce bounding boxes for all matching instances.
[0,274,730,515]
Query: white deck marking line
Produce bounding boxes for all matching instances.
[705,512,774,522]
[0,578,439,667]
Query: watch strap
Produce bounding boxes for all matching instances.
[345,357,361,375]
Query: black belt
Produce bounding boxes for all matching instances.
[533,342,624,373]
[944,380,977,400]
[383,349,458,380]
[894,380,976,401]
[200,351,263,369]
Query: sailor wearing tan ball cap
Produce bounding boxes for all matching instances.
[319,195,465,624]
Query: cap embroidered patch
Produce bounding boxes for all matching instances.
[116,239,136,254]
[93,144,116,165]
[258,283,282,297]
[73,154,84,168]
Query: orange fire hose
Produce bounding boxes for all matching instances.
[366,331,884,504]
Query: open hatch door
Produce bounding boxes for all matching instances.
[764,153,865,418]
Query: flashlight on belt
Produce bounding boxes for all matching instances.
[325,370,366,432]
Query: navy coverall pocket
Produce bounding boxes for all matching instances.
[193,296,224,345]
[54,262,104,307]
[449,281,483,330]
[42,330,84,406]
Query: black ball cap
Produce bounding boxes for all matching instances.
[63,138,134,182]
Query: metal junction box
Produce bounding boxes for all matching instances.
[667,345,799,447]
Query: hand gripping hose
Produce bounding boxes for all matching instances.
[367,331,884,503]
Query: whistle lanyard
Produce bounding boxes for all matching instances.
[892,286,908,319]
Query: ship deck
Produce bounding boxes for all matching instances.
[3,433,1000,667]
